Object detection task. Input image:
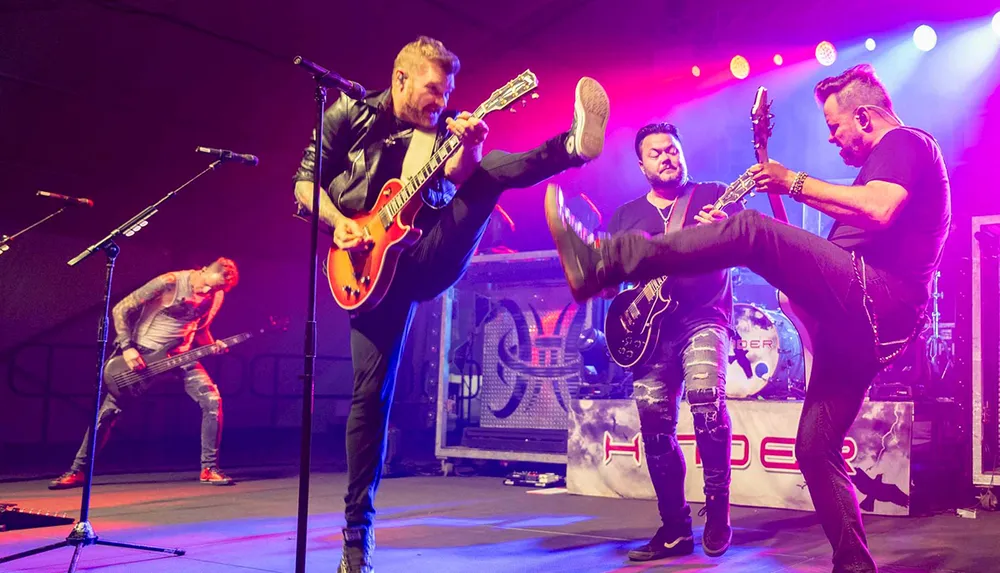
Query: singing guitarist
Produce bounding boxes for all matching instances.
[290,36,609,573]
[48,257,240,490]
[606,123,740,561]
[546,64,950,573]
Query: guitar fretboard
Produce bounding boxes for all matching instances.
[375,105,486,229]
[129,332,253,380]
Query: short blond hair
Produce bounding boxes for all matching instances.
[393,36,460,76]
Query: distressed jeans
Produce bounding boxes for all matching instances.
[633,323,732,532]
[71,361,223,472]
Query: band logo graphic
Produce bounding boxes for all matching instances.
[603,431,642,466]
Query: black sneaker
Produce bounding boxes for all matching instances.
[566,77,609,162]
[338,525,374,573]
[627,526,695,561]
[544,183,606,302]
[699,494,732,557]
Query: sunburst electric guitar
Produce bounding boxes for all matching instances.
[326,71,539,313]
[751,86,816,387]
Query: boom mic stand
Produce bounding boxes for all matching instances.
[0,205,69,256]
[290,54,360,573]
[0,160,224,572]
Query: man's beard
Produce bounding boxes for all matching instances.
[401,98,437,128]
[646,165,688,191]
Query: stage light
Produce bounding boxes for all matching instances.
[815,41,837,66]
[992,12,999,36]
[730,55,749,79]
[913,25,937,51]
[865,38,876,51]
[773,54,783,66]
[692,65,701,77]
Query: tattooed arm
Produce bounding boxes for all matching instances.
[112,273,177,349]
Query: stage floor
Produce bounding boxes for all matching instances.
[0,470,992,572]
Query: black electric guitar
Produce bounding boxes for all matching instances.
[605,172,757,368]
[103,318,287,399]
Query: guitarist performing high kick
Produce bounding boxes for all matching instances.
[603,122,742,562]
[291,36,609,573]
[49,257,241,490]
[546,64,950,573]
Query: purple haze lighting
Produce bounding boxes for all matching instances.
[913,25,937,51]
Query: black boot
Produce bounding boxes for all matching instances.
[699,493,732,557]
[627,525,694,561]
[544,184,608,302]
[337,525,374,573]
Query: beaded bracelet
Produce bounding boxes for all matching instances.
[789,171,808,201]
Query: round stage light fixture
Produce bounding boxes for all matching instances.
[730,55,750,79]
[865,38,876,51]
[913,25,937,51]
[815,41,837,66]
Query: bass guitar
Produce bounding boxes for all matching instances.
[749,86,816,387]
[103,318,287,399]
[326,70,539,313]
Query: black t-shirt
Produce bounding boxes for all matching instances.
[607,181,740,342]
[828,127,951,296]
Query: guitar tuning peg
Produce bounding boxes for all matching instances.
[531,93,539,99]
[510,108,517,113]
[520,99,527,107]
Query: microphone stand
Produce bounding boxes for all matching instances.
[291,54,329,573]
[0,206,68,256]
[0,160,222,572]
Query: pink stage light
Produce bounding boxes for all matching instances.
[773,54,783,66]
[692,65,701,77]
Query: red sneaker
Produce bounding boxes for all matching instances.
[199,467,234,486]
[48,470,85,490]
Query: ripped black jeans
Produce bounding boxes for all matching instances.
[633,323,732,533]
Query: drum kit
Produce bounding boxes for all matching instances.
[726,267,805,400]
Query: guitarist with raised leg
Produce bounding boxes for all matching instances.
[545,64,951,573]
[291,36,610,573]
[49,257,240,490]
[604,123,741,561]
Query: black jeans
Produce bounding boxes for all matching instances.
[634,324,732,533]
[601,210,927,573]
[71,361,223,472]
[343,134,579,528]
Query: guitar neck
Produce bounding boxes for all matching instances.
[757,148,789,223]
[142,332,253,377]
[381,106,485,221]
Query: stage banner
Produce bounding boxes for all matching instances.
[567,399,913,516]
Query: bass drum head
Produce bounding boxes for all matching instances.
[727,303,804,399]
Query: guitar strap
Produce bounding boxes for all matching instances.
[664,187,694,235]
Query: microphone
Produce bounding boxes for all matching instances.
[36,190,94,207]
[293,56,366,100]
[195,147,259,166]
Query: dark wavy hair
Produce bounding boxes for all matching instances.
[634,122,682,159]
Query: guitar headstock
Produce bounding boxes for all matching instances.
[478,70,539,116]
[751,86,774,164]
[713,170,757,211]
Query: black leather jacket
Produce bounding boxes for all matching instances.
[292,89,458,218]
